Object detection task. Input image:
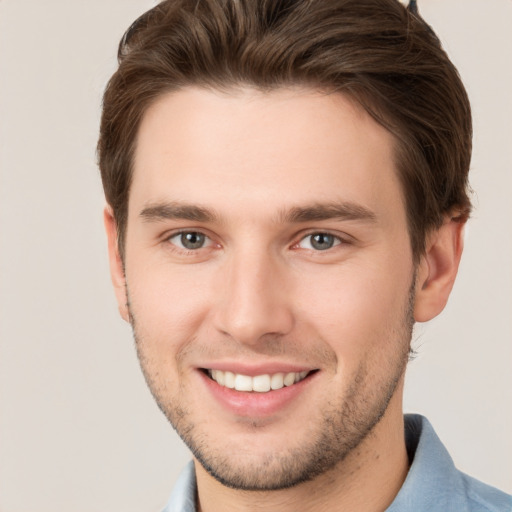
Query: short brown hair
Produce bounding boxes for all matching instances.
[98,0,472,262]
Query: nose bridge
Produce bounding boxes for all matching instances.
[213,242,293,345]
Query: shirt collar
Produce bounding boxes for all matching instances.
[386,414,469,511]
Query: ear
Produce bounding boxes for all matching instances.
[104,206,130,323]
[414,217,465,322]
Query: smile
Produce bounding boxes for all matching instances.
[207,369,310,393]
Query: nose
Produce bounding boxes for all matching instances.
[212,248,294,346]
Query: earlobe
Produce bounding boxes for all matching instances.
[414,217,465,323]
[103,206,130,323]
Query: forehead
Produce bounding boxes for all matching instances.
[130,86,404,224]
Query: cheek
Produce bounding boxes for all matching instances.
[126,262,215,355]
[295,258,413,360]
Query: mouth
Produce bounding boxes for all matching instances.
[203,369,314,393]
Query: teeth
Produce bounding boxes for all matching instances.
[224,371,235,389]
[234,374,253,392]
[270,373,284,390]
[208,369,310,392]
[252,374,271,392]
[215,369,225,386]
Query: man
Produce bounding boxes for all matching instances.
[98,0,511,510]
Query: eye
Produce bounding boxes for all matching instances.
[298,232,342,251]
[168,231,211,250]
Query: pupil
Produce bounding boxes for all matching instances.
[311,233,333,250]
[181,232,204,249]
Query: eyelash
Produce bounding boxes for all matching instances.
[164,230,348,254]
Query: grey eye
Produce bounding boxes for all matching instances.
[181,232,205,249]
[310,233,335,250]
[299,233,340,251]
[170,231,207,250]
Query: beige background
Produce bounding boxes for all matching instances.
[0,1,511,510]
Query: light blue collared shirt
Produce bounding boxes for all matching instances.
[162,415,512,511]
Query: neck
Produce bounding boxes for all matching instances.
[195,392,409,512]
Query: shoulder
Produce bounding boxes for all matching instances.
[460,472,512,512]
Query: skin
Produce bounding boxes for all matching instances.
[105,87,464,512]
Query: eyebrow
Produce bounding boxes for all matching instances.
[140,201,219,223]
[280,202,377,224]
[139,200,377,225]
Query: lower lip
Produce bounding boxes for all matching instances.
[199,371,316,418]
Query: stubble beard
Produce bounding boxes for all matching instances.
[129,282,415,492]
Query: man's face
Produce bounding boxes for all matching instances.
[116,87,417,489]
